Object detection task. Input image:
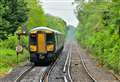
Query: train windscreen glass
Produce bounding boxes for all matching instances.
[30,34,37,45]
[46,33,55,52]
[46,33,55,44]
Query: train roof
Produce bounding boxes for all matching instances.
[30,27,62,34]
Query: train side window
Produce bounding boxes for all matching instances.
[30,34,37,45]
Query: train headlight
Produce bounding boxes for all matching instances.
[47,44,54,51]
[30,45,37,52]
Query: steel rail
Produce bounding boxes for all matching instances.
[67,46,73,82]
[63,50,70,73]
[39,67,48,82]
[41,47,69,82]
[77,45,97,82]
[63,45,73,82]
[40,56,60,82]
[14,65,34,82]
[40,44,71,82]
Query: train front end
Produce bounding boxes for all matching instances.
[29,28,55,64]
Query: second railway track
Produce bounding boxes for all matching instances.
[75,42,97,82]
[63,45,73,82]
[80,53,97,82]
[41,43,71,82]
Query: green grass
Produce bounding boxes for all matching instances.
[0,35,29,77]
[0,48,29,76]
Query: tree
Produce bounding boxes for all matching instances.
[0,0,28,39]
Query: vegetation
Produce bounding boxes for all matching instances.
[76,0,120,74]
[46,14,67,34]
[25,0,46,30]
[0,35,29,77]
[0,0,66,77]
[0,0,28,39]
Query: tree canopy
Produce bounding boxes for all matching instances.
[76,0,120,73]
[0,0,28,39]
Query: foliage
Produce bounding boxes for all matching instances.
[0,35,18,49]
[0,0,28,39]
[76,0,120,73]
[0,0,67,76]
[0,35,29,76]
[25,0,46,30]
[46,14,67,34]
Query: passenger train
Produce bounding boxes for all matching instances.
[29,27,64,65]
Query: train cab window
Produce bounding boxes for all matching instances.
[30,34,37,45]
[46,33,55,44]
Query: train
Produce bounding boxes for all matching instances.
[29,27,65,65]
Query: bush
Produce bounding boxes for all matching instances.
[25,0,46,30]
[46,14,67,34]
[0,35,18,49]
[76,1,120,73]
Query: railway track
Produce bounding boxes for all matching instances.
[40,56,61,82]
[63,46,73,82]
[75,43,97,82]
[41,43,70,82]
[80,55,97,82]
[13,42,97,82]
[13,43,70,82]
[13,63,47,82]
[14,65,34,82]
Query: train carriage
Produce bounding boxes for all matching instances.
[29,27,64,65]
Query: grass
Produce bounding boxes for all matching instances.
[0,35,29,77]
[0,48,29,77]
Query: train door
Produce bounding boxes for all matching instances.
[37,32,46,53]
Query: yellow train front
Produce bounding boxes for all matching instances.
[29,27,64,65]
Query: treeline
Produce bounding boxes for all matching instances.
[0,0,66,39]
[0,0,66,76]
[0,0,28,39]
[76,0,120,73]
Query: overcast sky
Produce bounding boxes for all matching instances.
[40,0,79,27]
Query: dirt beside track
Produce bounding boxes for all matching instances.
[71,40,119,82]
[0,62,32,82]
[70,41,93,82]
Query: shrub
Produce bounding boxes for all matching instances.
[76,1,120,73]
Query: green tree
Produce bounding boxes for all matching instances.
[0,0,28,39]
[25,0,46,30]
[76,0,120,73]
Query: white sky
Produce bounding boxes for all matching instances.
[40,0,79,27]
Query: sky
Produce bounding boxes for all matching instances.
[40,0,79,27]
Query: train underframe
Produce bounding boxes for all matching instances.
[30,46,64,65]
[30,53,55,65]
